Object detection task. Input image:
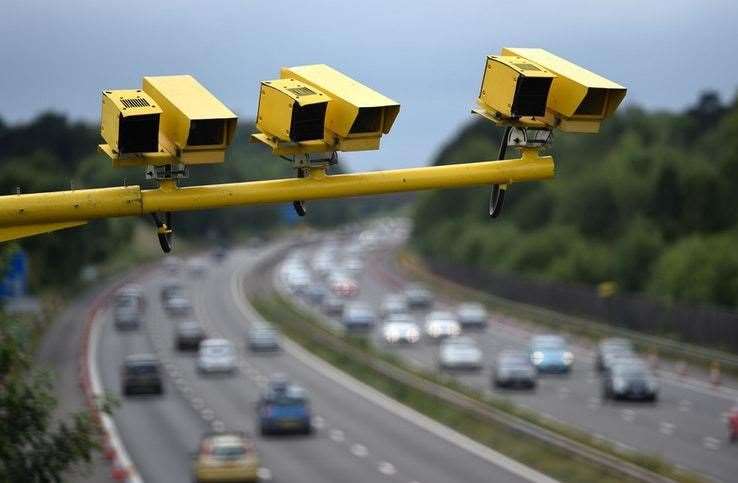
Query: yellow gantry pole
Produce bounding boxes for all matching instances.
[0,150,554,241]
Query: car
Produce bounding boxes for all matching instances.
[304,285,327,305]
[187,258,208,278]
[529,335,574,373]
[162,255,181,275]
[380,294,408,318]
[381,314,421,344]
[192,432,260,483]
[596,338,635,372]
[602,361,658,402]
[405,284,433,309]
[493,351,537,389]
[424,311,461,341]
[285,269,311,294]
[456,302,488,329]
[257,380,312,435]
[329,274,359,298]
[322,295,344,316]
[342,303,376,333]
[197,339,237,374]
[160,282,185,304]
[212,246,228,263]
[113,305,141,331]
[121,354,163,396]
[175,319,206,351]
[438,336,483,371]
[164,295,193,317]
[247,326,281,352]
[114,284,145,312]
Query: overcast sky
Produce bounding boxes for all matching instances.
[2,0,737,171]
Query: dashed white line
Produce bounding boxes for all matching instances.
[377,461,396,475]
[257,467,273,480]
[211,420,226,432]
[620,409,635,423]
[313,415,325,430]
[659,422,675,436]
[201,408,215,421]
[350,443,369,458]
[330,429,345,443]
[703,436,721,450]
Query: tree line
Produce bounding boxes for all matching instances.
[411,91,738,309]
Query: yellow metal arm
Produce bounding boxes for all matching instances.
[0,149,554,242]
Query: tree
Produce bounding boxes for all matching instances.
[0,316,101,482]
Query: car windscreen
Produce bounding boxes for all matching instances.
[204,345,232,356]
[126,364,158,375]
[212,444,246,459]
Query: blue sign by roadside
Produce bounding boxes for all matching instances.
[0,249,29,300]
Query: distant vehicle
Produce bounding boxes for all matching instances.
[596,338,635,373]
[121,354,163,396]
[439,336,482,371]
[192,432,260,483]
[247,326,281,352]
[602,361,658,402]
[113,305,141,331]
[162,256,181,275]
[285,270,311,294]
[114,284,145,312]
[312,252,334,277]
[197,339,237,374]
[304,285,327,305]
[321,295,344,316]
[728,407,738,443]
[160,282,185,304]
[329,274,359,298]
[381,314,420,344]
[257,380,312,435]
[529,335,573,373]
[342,303,376,333]
[174,320,206,351]
[164,295,193,318]
[424,311,461,341]
[405,284,433,309]
[341,257,364,275]
[212,246,228,263]
[493,351,537,389]
[380,294,408,318]
[187,258,208,278]
[456,302,488,329]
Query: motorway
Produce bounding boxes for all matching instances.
[90,241,551,483]
[281,228,738,483]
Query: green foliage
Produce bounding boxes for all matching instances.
[412,91,738,308]
[0,316,100,482]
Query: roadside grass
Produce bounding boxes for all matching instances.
[252,292,705,483]
[396,250,738,378]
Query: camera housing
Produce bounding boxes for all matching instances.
[256,78,329,143]
[142,75,238,164]
[100,89,162,156]
[502,48,626,133]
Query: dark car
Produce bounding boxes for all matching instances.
[493,351,537,389]
[247,326,281,352]
[113,305,141,331]
[596,338,634,373]
[160,282,185,305]
[174,320,206,351]
[322,295,344,316]
[121,354,163,396]
[341,303,376,333]
[304,285,327,305]
[602,361,658,402]
[404,284,433,309]
[257,379,312,435]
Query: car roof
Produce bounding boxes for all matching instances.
[124,354,159,365]
[201,338,232,346]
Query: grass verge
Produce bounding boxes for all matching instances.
[252,291,704,483]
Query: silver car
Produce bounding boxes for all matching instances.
[342,303,376,333]
[438,336,482,370]
[424,311,461,341]
[380,294,408,318]
[493,351,537,389]
[197,339,237,374]
[456,302,488,329]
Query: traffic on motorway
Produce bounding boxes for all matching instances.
[97,237,548,483]
[275,219,738,483]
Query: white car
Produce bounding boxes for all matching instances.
[424,311,461,340]
[197,339,237,374]
[381,315,420,344]
[380,294,408,318]
[456,302,488,329]
[438,336,482,370]
[341,257,364,275]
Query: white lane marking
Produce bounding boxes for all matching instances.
[378,461,396,475]
[350,443,369,458]
[201,408,215,421]
[586,397,600,410]
[659,422,675,436]
[257,467,273,480]
[703,436,721,450]
[614,441,636,453]
[232,266,559,483]
[678,399,692,412]
[192,397,205,410]
[211,420,226,432]
[620,409,635,423]
[313,415,325,430]
[330,429,345,443]
[557,387,570,400]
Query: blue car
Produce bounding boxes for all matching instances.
[529,335,574,374]
[258,380,312,435]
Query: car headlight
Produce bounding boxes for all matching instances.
[563,351,574,365]
[531,351,544,365]
[647,379,659,392]
[613,377,626,391]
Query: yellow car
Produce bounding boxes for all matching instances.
[193,432,260,482]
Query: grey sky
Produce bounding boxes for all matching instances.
[2,0,737,171]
